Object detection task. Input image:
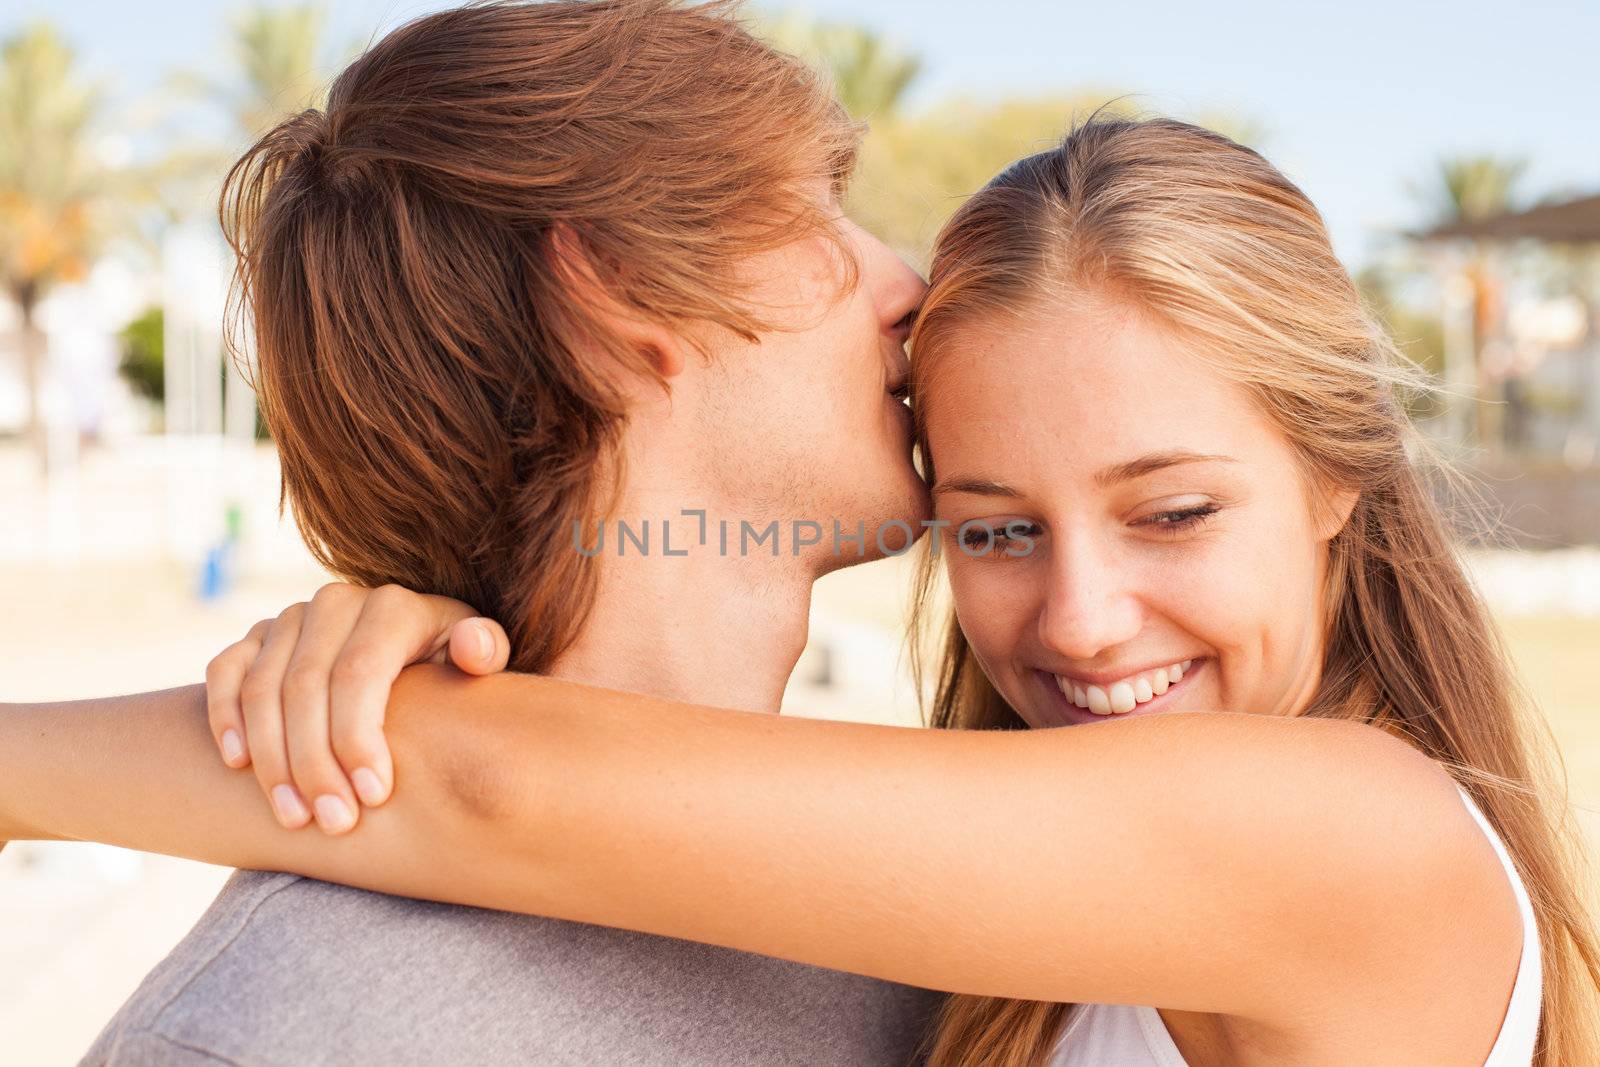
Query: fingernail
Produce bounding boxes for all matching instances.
[351,767,387,806]
[220,729,246,765]
[473,620,492,660]
[313,795,356,834]
[271,784,310,827]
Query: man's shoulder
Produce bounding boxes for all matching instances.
[80,868,579,1066]
[80,868,304,1066]
[81,869,941,1067]
[82,1026,243,1066]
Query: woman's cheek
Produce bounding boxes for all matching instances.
[949,560,1029,663]
[1143,540,1249,708]
[1195,531,1310,715]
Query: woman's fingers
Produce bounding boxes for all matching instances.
[205,618,272,769]
[239,603,311,829]
[281,584,369,835]
[214,580,496,834]
[326,586,481,810]
[447,616,511,675]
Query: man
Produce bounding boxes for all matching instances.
[60,0,938,1063]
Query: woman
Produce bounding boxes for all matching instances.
[9,119,1600,1064]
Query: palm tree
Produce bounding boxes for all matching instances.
[1426,156,1528,229]
[761,13,922,122]
[0,23,108,473]
[197,3,332,144]
[1417,155,1528,454]
[136,5,333,237]
[146,5,334,442]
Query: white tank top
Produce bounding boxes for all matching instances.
[1048,785,1542,1067]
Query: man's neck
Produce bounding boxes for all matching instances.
[545,515,817,713]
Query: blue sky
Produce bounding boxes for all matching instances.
[6,0,1596,268]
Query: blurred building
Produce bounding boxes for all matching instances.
[1416,192,1600,547]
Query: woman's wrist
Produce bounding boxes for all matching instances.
[0,702,46,843]
[0,703,26,843]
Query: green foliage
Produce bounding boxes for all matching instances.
[223,3,330,139]
[115,305,273,440]
[755,12,1266,270]
[760,11,922,121]
[1413,154,1527,226]
[118,305,164,402]
[129,4,339,239]
[847,94,1141,267]
[165,3,335,165]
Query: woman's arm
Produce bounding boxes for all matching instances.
[1,667,1514,1024]
[408,670,1512,1019]
[1,687,412,889]
[0,679,511,904]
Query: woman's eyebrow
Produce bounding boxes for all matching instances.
[1093,450,1236,488]
[933,451,1236,499]
[930,477,1020,498]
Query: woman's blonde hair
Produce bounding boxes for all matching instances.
[908,116,1600,1066]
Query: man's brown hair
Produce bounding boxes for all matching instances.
[221,0,858,669]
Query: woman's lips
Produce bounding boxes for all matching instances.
[1036,659,1203,726]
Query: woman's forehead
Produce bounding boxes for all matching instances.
[918,306,1278,482]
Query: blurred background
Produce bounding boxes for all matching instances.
[1,0,1596,1061]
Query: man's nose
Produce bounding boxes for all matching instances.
[857,229,926,338]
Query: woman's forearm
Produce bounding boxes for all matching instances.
[2,687,305,861]
[0,678,522,904]
[4,687,216,850]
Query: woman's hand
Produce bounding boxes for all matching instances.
[204,583,511,835]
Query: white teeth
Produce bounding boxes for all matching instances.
[1056,675,1091,709]
[1054,658,1199,716]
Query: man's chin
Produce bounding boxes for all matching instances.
[810,486,932,574]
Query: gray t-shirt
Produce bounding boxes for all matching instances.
[81,869,940,1066]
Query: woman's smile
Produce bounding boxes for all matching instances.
[1033,657,1207,726]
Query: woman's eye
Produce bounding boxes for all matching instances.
[955,521,1041,557]
[1136,503,1219,534]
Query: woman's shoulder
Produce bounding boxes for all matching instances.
[1273,732,1528,1061]
[1261,719,1520,929]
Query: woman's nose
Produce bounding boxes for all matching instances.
[1035,542,1143,662]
